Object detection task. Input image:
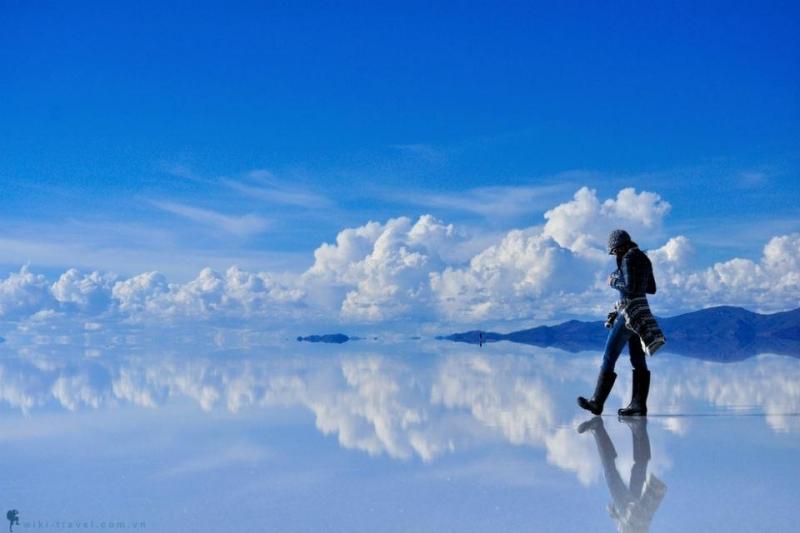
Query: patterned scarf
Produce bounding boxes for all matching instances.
[617,297,666,356]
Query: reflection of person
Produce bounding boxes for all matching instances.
[578,417,667,533]
[578,229,665,416]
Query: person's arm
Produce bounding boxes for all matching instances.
[611,253,637,294]
[644,254,657,294]
[646,273,657,294]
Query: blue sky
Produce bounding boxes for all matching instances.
[0,1,799,325]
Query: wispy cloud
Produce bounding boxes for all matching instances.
[159,163,215,184]
[150,200,271,237]
[163,165,333,209]
[391,181,576,219]
[221,174,332,209]
[0,217,306,280]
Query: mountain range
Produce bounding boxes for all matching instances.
[440,306,800,361]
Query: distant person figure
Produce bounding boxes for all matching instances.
[6,510,18,533]
[578,417,667,533]
[578,230,665,416]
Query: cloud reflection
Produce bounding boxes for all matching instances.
[0,346,797,477]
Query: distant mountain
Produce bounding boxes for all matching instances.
[297,334,352,344]
[440,306,800,361]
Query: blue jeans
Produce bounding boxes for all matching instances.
[600,311,648,374]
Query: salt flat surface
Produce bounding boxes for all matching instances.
[0,339,797,532]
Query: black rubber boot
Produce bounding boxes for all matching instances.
[618,369,650,416]
[578,370,617,415]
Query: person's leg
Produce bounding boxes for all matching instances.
[619,334,651,416]
[578,313,628,415]
[628,334,648,372]
[601,315,633,374]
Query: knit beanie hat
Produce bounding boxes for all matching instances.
[607,229,632,254]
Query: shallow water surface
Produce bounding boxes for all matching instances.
[0,339,798,532]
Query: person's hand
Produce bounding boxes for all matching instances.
[608,275,614,286]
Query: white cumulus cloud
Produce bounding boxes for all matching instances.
[0,187,797,325]
[0,266,56,319]
[304,215,460,321]
[686,234,800,311]
[648,233,800,312]
[543,186,671,259]
[51,269,116,314]
[430,229,595,321]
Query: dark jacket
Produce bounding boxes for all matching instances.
[610,246,656,299]
[609,247,665,355]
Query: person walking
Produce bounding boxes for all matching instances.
[577,230,665,416]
